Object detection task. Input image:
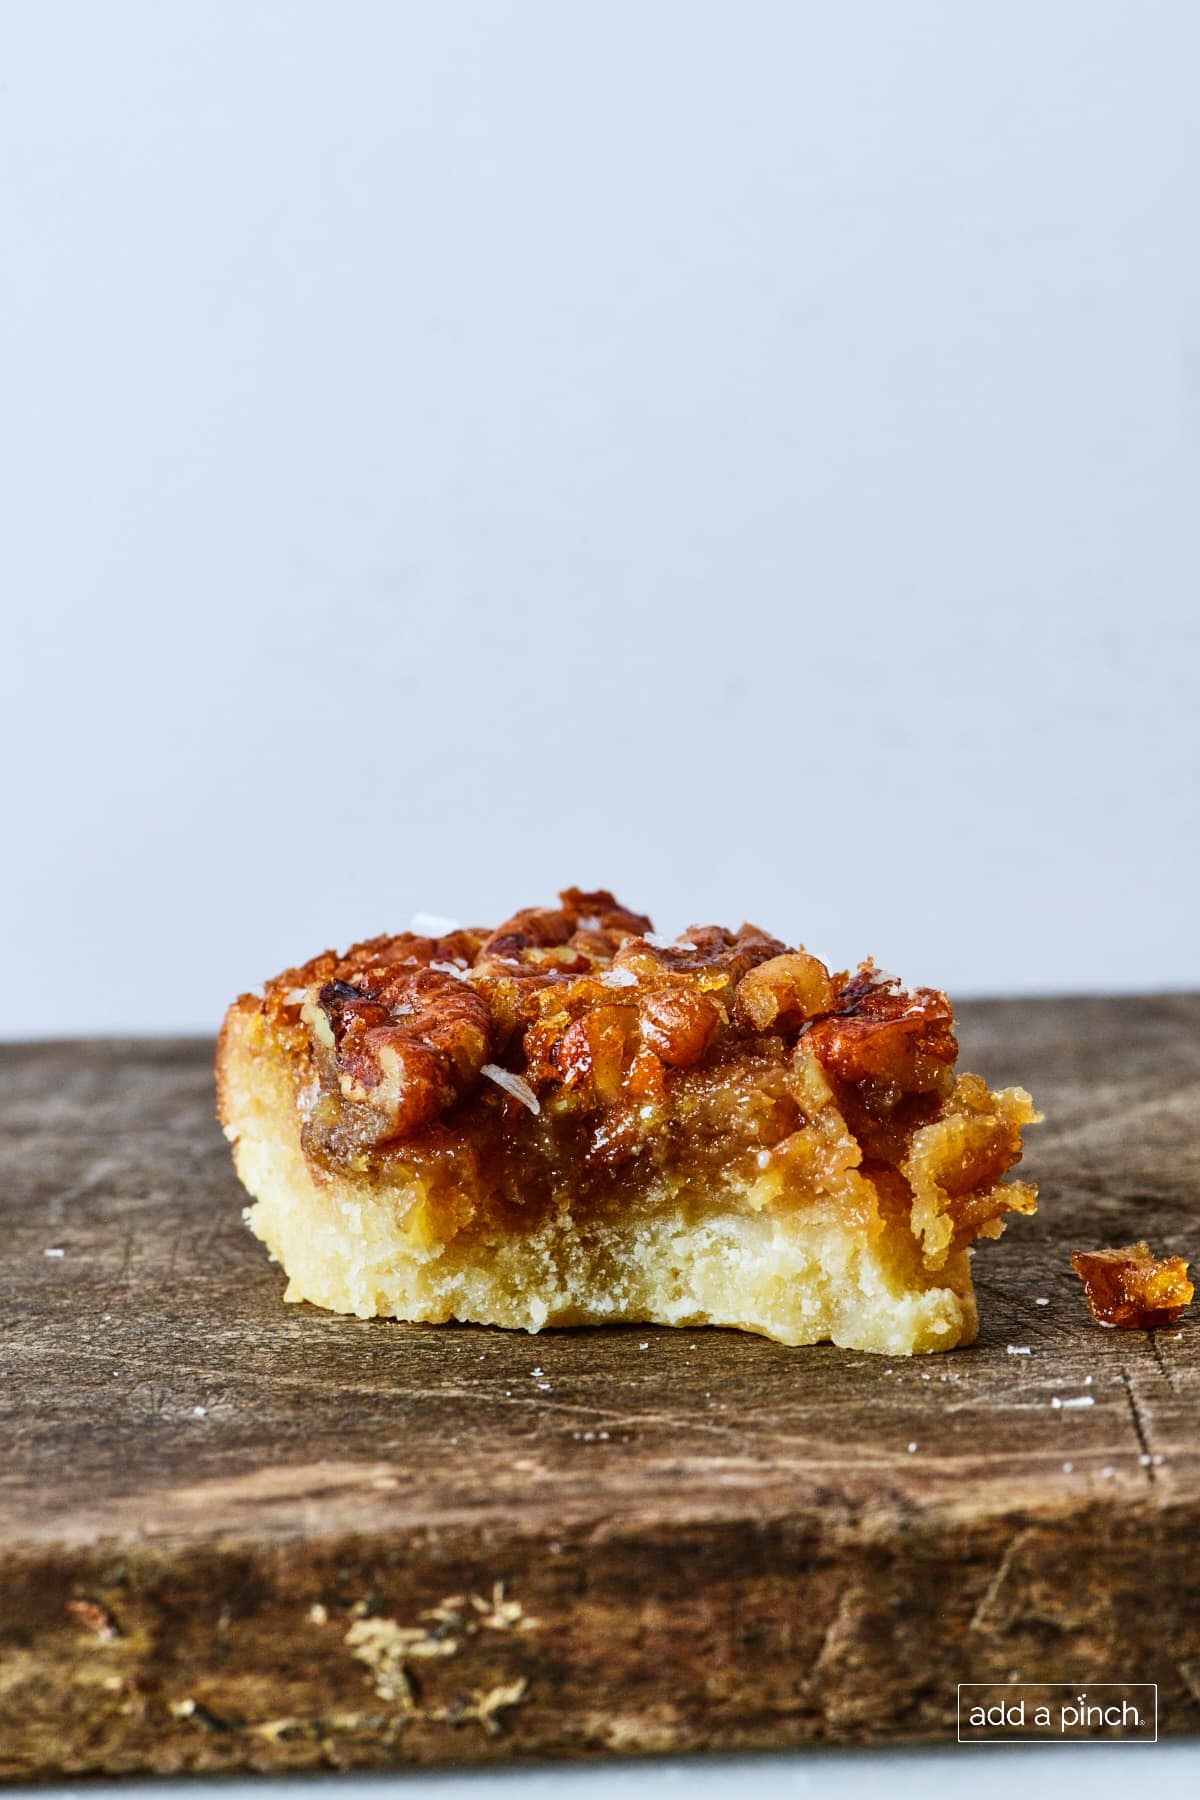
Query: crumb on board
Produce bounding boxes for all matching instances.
[66,1598,119,1641]
[1071,1241,1193,1329]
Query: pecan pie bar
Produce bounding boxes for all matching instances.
[217,889,1040,1355]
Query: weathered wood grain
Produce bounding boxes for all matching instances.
[1,998,1198,1779]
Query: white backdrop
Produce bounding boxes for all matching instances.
[2,0,1198,1037]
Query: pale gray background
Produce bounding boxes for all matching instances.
[11,1743,1198,1800]
[2,0,1198,1037]
[2,9,1197,1794]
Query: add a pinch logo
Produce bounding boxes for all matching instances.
[958,1684,1157,1743]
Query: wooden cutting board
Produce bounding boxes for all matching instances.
[2,997,1198,1780]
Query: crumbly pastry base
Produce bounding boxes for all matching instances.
[222,1008,980,1356]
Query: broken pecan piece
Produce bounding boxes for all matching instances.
[735,951,835,1031]
[553,1005,636,1107]
[1071,1242,1193,1329]
[639,987,720,1067]
[306,967,491,1140]
[802,985,957,1094]
[558,887,653,938]
[612,922,784,990]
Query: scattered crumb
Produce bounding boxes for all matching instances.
[308,1604,328,1624]
[1071,1241,1194,1329]
[192,1405,208,1418]
[1101,1466,1115,1479]
[1035,1297,1050,1306]
[1007,1345,1032,1356]
[44,1248,65,1258]
[1139,1454,1152,1466]
[907,1442,917,1453]
[639,1341,649,1350]
[1062,1461,1073,1473]
[66,1598,119,1640]
[1152,1454,1165,1466]
[1052,1395,1095,1410]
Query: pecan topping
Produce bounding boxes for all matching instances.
[1071,1242,1194,1329]
[558,887,653,938]
[306,967,491,1141]
[554,1005,637,1106]
[801,984,957,1094]
[263,891,987,1154]
[638,988,720,1067]
[612,922,784,989]
[735,952,835,1031]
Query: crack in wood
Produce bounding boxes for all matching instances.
[967,1527,1032,1633]
[1119,1368,1156,1488]
[1149,1330,1180,1396]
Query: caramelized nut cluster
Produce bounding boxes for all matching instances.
[305,971,491,1139]
[262,888,960,1156]
[1071,1242,1194,1329]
